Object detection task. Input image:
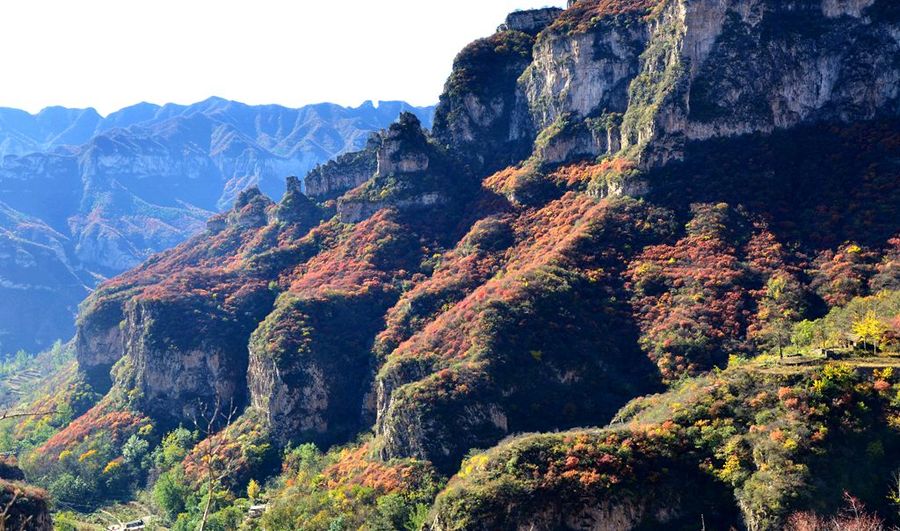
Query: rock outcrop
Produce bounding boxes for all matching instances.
[521,0,900,168]
[497,8,563,35]
[432,30,537,174]
[337,113,452,223]
[303,135,379,201]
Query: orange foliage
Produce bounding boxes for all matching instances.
[323,444,424,495]
[483,165,533,197]
[35,402,146,460]
[288,210,417,297]
[549,159,636,188]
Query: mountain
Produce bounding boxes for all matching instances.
[0,99,434,355]
[3,0,900,529]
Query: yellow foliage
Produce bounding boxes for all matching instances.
[458,454,489,479]
[78,449,98,463]
[247,478,261,501]
[103,460,122,475]
[875,367,894,381]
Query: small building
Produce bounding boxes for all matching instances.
[248,504,268,519]
[107,520,145,531]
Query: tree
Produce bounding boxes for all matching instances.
[185,399,237,531]
[122,434,150,468]
[754,273,805,359]
[153,468,192,521]
[852,311,887,355]
[247,479,260,502]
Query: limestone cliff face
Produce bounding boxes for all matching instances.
[337,113,452,223]
[432,30,537,174]
[303,135,379,201]
[521,0,899,167]
[74,300,124,392]
[498,8,564,35]
[246,293,390,446]
[123,297,266,425]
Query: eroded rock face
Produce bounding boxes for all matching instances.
[75,300,125,392]
[498,8,564,35]
[123,297,268,426]
[275,176,322,227]
[432,30,537,173]
[523,25,647,132]
[304,135,379,201]
[338,193,448,224]
[337,113,452,223]
[247,294,389,446]
[523,0,900,167]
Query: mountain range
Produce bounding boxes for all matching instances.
[0,99,434,354]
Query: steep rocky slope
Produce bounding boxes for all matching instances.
[22,0,900,529]
[0,99,433,354]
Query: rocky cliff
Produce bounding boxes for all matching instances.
[519,0,899,168]
[337,113,455,223]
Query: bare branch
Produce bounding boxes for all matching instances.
[0,410,56,422]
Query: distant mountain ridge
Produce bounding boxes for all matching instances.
[0,98,434,159]
[0,98,434,355]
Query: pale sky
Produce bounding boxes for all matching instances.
[0,0,566,116]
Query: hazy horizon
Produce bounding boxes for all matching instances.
[0,96,436,119]
[0,0,565,115]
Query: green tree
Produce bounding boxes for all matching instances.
[122,434,150,468]
[153,467,192,520]
[755,273,805,358]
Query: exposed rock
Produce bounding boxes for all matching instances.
[247,293,388,446]
[432,30,536,173]
[303,135,379,201]
[497,8,563,35]
[338,193,448,224]
[337,113,453,223]
[74,299,125,392]
[522,21,646,134]
[522,0,900,168]
[229,186,273,229]
[119,282,275,427]
[274,176,321,227]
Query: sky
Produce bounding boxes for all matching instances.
[0,0,566,116]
